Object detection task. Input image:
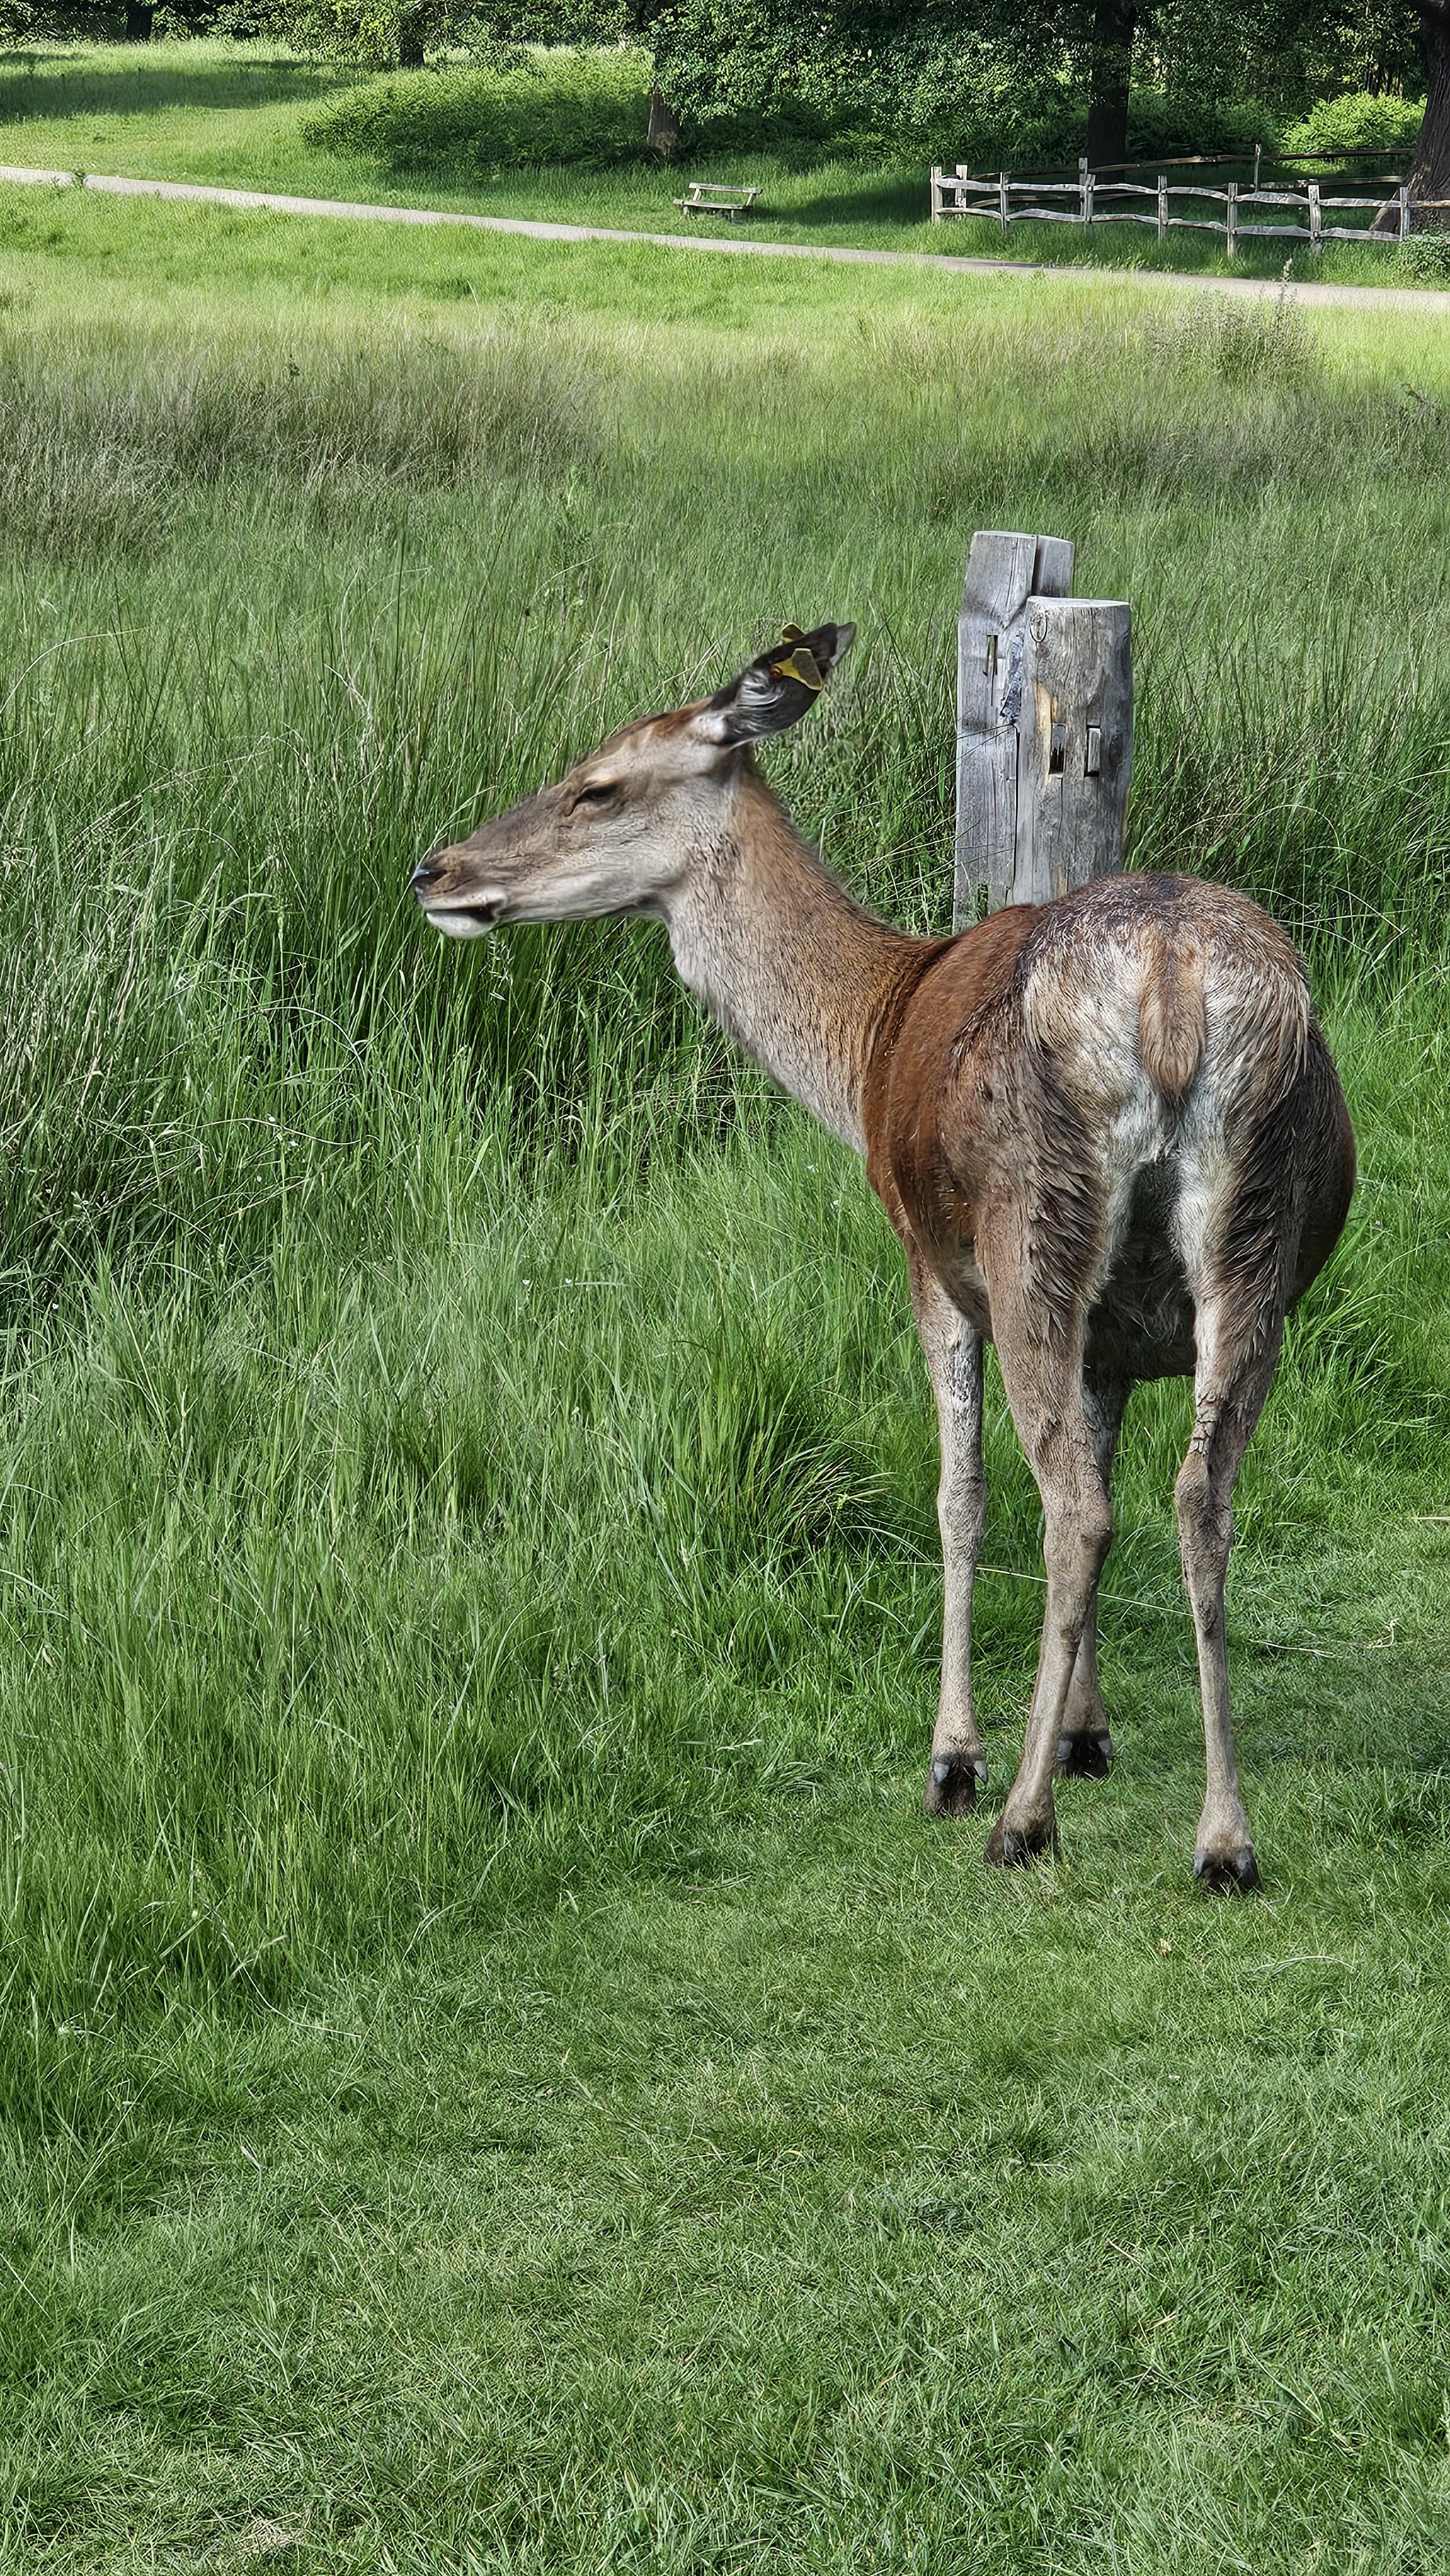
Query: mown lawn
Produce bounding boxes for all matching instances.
[0,190,1449,2570]
[0,40,1439,292]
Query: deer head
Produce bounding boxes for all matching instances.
[412,622,855,939]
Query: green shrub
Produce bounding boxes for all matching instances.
[1121,91,1278,166]
[1281,92,1424,161]
[697,65,1277,176]
[1399,232,1450,280]
[865,82,1276,176]
[303,45,653,172]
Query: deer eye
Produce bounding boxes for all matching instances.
[572,778,619,810]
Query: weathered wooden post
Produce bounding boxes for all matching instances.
[954,529,1132,926]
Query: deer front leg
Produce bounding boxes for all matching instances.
[909,1258,988,1816]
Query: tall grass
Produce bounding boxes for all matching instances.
[1,193,1448,2575]
[1,241,1446,1313]
[0,212,1443,2013]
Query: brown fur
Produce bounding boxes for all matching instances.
[416,647,1357,1887]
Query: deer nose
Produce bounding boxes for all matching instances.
[411,847,447,894]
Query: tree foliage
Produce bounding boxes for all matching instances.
[272,0,627,69]
[640,0,1423,157]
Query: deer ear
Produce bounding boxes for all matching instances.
[692,622,856,747]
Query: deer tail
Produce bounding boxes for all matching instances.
[1138,937,1206,1110]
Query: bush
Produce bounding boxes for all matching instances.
[1281,92,1424,161]
[880,79,1277,175]
[303,46,653,173]
[1399,233,1450,281]
[1121,91,1278,167]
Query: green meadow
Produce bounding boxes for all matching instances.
[0,176,1449,2568]
[0,40,1442,287]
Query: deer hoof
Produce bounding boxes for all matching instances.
[923,1755,987,1817]
[1056,1728,1114,1779]
[1193,1843,1261,1894]
[984,1813,1058,1868]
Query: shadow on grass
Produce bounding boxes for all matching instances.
[0,50,355,122]
[743,169,928,231]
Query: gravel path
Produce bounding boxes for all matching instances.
[3,161,1446,314]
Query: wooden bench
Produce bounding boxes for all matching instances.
[671,183,761,220]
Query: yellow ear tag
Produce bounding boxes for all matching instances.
[770,646,823,690]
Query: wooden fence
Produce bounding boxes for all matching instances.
[930,151,1418,251]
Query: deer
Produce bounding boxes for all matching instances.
[413,623,1356,1888]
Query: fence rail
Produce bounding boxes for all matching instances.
[929,156,1413,250]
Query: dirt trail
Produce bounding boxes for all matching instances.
[2,161,1446,314]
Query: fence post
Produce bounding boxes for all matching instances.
[955,532,1133,923]
[1014,600,1133,909]
[1308,181,1322,252]
[1399,183,1411,239]
[1080,156,1090,227]
[999,169,1010,230]
[1158,173,1168,242]
[1226,180,1238,258]
[1253,142,1262,192]
[929,165,941,222]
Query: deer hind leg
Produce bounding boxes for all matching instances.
[1175,1304,1284,1893]
[910,1256,988,1816]
[983,1304,1113,1867]
[1056,1369,1130,1779]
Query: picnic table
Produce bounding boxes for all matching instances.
[671,183,761,220]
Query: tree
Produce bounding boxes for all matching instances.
[641,0,1415,171]
[1083,0,1136,166]
[1404,0,1450,219]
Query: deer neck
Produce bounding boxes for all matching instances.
[660,770,926,1154]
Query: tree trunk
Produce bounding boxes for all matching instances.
[647,82,680,159]
[1406,1,1450,224]
[397,4,426,68]
[1084,0,1135,171]
[124,2,154,38]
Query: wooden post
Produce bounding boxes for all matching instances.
[999,169,1010,229]
[1226,179,1238,258]
[1308,181,1322,252]
[1080,155,1090,227]
[955,531,1132,923]
[1013,600,1133,906]
[1399,183,1411,239]
[1158,173,1168,241]
[930,165,942,222]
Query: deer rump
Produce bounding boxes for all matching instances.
[864,872,1353,1381]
